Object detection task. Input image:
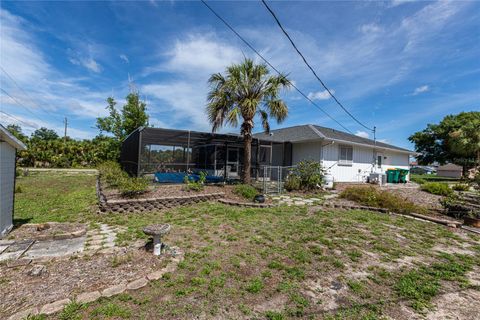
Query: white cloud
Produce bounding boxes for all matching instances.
[389,0,415,8]
[119,54,129,64]
[307,90,334,101]
[0,8,110,138]
[355,131,370,139]
[412,85,429,95]
[68,51,102,73]
[377,139,389,143]
[360,23,382,34]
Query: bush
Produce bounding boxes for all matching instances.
[452,184,470,192]
[98,161,128,187]
[118,177,149,197]
[183,172,206,192]
[286,160,324,191]
[420,182,453,196]
[340,186,425,214]
[233,184,258,200]
[284,174,301,191]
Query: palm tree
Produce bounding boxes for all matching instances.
[206,58,290,183]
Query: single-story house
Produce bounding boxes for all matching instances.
[0,124,27,238]
[253,124,413,182]
[436,163,463,178]
[121,124,414,182]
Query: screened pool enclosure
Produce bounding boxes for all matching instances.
[120,127,291,181]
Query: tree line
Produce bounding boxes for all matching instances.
[7,92,149,168]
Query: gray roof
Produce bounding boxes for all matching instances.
[253,124,413,154]
[0,124,27,150]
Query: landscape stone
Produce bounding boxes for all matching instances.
[28,264,46,276]
[76,291,101,304]
[147,270,166,281]
[7,307,38,320]
[40,298,70,315]
[101,284,126,297]
[127,277,148,290]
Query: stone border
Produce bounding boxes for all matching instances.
[7,249,184,320]
[218,198,277,208]
[96,177,225,213]
[320,203,462,228]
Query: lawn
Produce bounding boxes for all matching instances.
[13,172,480,319]
[410,173,461,183]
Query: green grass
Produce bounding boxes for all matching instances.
[15,172,478,319]
[14,172,97,224]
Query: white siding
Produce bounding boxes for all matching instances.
[0,142,15,237]
[291,140,411,182]
[292,141,322,164]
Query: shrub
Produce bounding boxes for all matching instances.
[286,160,324,191]
[183,172,206,192]
[420,182,453,196]
[15,185,23,193]
[118,177,149,197]
[284,174,301,192]
[233,184,258,200]
[340,186,425,214]
[452,184,470,192]
[97,161,127,187]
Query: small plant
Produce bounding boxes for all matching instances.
[233,184,258,200]
[59,300,84,320]
[452,183,470,191]
[118,177,149,197]
[420,182,453,196]
[183,172,206,192]
[15,185,23,193]
[245,278,264,293]
[410,175,426,185]
[285,160,324,191]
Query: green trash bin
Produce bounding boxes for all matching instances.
[392,169,400,183]
[386,169,396,183]
[398,169,409,183]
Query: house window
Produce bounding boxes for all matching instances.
[339,145,353,166]
[377,155,382,168]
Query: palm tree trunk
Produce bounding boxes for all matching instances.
[243,134,252,184]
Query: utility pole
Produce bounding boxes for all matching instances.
[63,117,68,143]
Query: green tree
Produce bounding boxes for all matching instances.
[409,111,480,170]
[206,58,290,183]
[96,92,149,141]
[6,124,28,144]
[31,127,59,141]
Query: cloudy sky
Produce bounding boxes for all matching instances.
[0,0,479,148]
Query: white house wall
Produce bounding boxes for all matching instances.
[291,141,410,182]
[0,142,15,237]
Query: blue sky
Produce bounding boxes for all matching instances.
[0,0,479,149]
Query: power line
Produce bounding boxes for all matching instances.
[0,65,64,122]
[200,0,354,134]
[0,110,38,129]
[0,87,46,123]
[261,0,374,133]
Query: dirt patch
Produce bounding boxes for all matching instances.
[382,186,444,211]
[426,289,480,320]
[0,247,170,317]
[7,222,86,241]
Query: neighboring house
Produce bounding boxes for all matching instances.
[437,163,463,178]
[254,125,414,182]
[121,124,415,182]
[0,124,27,238]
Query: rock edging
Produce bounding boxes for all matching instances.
[7,249,184,320]
[218,198,277,208]
[96,177,225,213]
[320,203,462,228]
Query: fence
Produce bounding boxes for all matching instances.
[256,165,296,195]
